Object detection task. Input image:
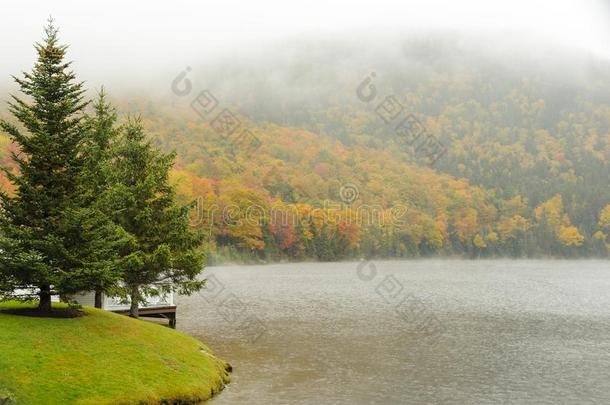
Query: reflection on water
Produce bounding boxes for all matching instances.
[176,260,610,404]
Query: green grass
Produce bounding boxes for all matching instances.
[0,302,231,405]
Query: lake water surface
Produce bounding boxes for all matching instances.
[177,260,610,404]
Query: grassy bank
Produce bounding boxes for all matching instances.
[0,302,231,405]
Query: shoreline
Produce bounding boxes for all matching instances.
[206,256,610,267]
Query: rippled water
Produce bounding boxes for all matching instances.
[177,260,610,404]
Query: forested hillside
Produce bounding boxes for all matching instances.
[1,37,609,260]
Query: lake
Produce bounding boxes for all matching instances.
[177,260,610,404]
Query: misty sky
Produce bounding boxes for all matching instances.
[1,0,609,90]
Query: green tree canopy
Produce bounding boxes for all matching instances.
[0,19,90,310]
[110,118,205,317]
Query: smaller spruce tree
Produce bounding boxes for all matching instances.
[109,118,205,317]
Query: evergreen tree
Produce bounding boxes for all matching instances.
[110,118,205,317]
[81,89,118,205]
[64,90,130,308]
[0,20,89,311]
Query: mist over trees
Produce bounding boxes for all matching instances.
[0,28,608,266]
[113,36,608,261]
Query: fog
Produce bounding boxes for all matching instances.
[1,0,609,96]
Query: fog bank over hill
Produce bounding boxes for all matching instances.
[1,0,609,97]
[158,32,610,113]
[4,31,610,114]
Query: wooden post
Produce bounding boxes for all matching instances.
[169,313,176,329]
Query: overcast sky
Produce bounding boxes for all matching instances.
[1,0,609,89]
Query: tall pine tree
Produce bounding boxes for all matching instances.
[0,20,89,311]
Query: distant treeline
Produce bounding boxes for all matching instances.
[2,37,609,262]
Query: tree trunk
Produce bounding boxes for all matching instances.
[38,285,52,312]
[129,286,140,318]
[94,288,103,309]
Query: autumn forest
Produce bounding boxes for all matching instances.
[1,37,609,262]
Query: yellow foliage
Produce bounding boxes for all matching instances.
[497,215,530,240]
[534,194,563,228]
[599,204,610,230]
[501,195,529,217]
[473,234,487,249]
[557,225,585,247]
